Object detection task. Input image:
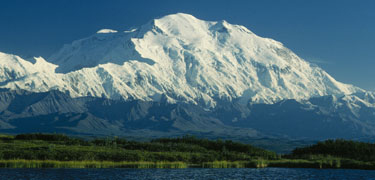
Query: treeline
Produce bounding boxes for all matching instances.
[14,133,87,145]
[152,136,276,158]
[289,139,375,162]
[0,133,278,163]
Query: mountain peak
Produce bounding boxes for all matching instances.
[97,29,118,34]
[157,13,198,21]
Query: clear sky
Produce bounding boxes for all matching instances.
[0,0,374,90]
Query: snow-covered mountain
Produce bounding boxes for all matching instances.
[1,13,375,143]
[0,13,364,107]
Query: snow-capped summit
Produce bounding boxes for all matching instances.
[97,29,118,34]
[0,13,364,107]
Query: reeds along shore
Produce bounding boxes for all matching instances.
[0,160,188,168]
[1,159,375,169]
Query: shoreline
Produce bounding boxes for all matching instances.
[1,159,374,170]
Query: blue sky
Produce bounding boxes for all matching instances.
[0,0,374,90]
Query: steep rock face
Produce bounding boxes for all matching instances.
[0,13,361,107]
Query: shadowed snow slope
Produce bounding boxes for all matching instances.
[0,13,363,107]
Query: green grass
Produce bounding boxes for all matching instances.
[0,133,277,168]
[0,133,277,163]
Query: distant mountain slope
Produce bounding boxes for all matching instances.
[236,92,375,139]
[0,89,374,140]
[0,13,361,107]
[0,89,259,138]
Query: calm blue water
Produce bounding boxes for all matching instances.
[0,168,375,180]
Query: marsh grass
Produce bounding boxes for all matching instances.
[0,160,188,168]
[0,160,268,169]
[267,158,375,170]
[0,159,373,169]
[200,158,375,170]
[201,159,267,168]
